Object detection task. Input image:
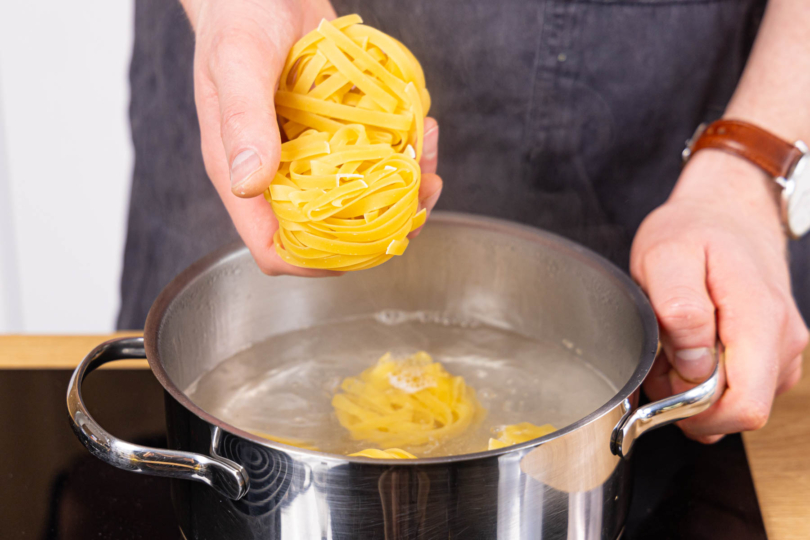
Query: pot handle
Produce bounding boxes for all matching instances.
[610,348,722,458]
[66,337,249,500]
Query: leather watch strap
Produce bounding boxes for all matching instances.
[690,119,804,179]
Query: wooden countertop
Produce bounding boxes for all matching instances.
[0,333,147,369]
[1,334,807,538]
[742,351,810,540]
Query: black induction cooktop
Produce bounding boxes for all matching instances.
[0,369,767,539]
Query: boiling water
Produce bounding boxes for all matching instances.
[186,311,617,457]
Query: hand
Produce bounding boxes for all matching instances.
[181,0,443,275]
[630,150,808,443]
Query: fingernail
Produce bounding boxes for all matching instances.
[674,347,713,382]
[230,149,262,189]
[422,125,439,160]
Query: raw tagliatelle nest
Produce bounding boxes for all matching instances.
[331,352,484,449]
[265,14,431,271]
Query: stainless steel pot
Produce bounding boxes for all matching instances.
[67,212,719,540]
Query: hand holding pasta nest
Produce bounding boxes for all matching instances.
[266,14,431,271]
[254,16,554,459]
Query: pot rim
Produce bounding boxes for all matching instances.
[144,211,659,464]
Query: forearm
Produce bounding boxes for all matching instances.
[672,0,810,227]
[179,0,201,28]
[179,0,335,33]
[724,0,810,143]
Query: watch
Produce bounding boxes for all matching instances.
[682,119,810,239]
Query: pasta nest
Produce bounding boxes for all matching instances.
[349,448,416,459]
[487,422,556,450]
[266,14,431,271]
[331,352,483,449]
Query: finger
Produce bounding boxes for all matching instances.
[776,354,803,395]
[196,80,337,278]
[408,173,442,238]
[678,342,776,438]
[419,118,439,175]
[301,0,337,30]
[669,342,727,403]
[774,307,808,395]
[646,348,727,445]
[669,345,726,441]
[191,3,341,278]
[677,264,782,438]
[638,242,717,383]
[641,350,673,403]
[419,173,443,213]
[411,118,442,238]
[685,434,724,445]
[206,24,291,198]
[216,193,341,278]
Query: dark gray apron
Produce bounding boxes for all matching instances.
[120,0,809,330]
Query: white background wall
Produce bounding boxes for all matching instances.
[0,1,134,333]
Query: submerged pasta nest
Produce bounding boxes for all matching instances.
[487,422,556,450]
[266,14,431,271]
[332,352,483,448]
[349,447,417,459]
[250,351,557,459]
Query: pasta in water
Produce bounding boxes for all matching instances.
[332,352,484,448]
[349,448,417,459]
[488,422,556,450]
[248,352,556,458]
[267,14,431,271]
[250,431,320,451]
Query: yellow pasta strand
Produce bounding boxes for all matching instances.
[332,352,483,448]
[249,430,320,451]
[487,422,557,450]
[268,15,430,271]
[349,448,417,459]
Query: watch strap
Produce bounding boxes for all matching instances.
[690,119,804,179]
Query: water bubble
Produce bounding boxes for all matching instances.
[322,376,342,393]
[374,310,405,325]
[479,388,496,401]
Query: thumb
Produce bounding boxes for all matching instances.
[634,243,717,383]
[419,117,439,175]
[206,20,294,198]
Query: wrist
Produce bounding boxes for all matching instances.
[180,0,205,30]
[723,84,810,148]
[179,0,198,24]
[673,149,784,229]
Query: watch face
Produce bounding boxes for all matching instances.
[787,153,810,239]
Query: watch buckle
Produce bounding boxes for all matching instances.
[681,122,708,165]
[781,140,810,191]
